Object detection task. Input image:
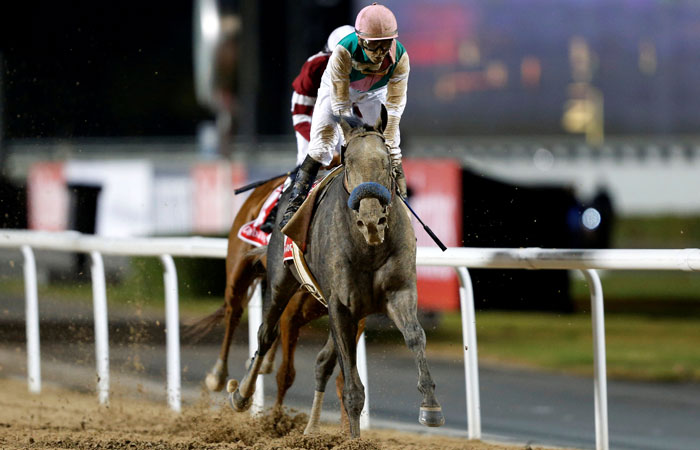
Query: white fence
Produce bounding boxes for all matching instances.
[3,230,700,450]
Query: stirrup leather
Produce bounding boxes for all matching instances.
[291,241,327,307]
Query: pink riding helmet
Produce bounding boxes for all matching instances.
[355,2,398,41]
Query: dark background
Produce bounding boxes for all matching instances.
[4,0,700,141]
[0,0,351,139]
[0,0,616,313]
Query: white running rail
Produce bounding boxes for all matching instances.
[3,230,700,450]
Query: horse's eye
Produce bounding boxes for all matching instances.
[378,217,387,225]
[357,220,365,228]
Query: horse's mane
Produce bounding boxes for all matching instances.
[333,114,377,134]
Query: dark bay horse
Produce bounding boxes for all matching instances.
[228,111,444,438]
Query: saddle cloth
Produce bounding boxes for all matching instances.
[237,184,284,247]
[237,166,343,261]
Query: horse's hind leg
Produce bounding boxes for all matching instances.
[275,292,324,406]
[205,259,260,391]
[249,284,278,375]
[308,318,365,435]
[304,330,337,435]
[229,268,300,412]
[386,290,444,427]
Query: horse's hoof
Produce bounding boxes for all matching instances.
[226,379,239,393]
[205,373,225,392]
[229,389,253,412]
[419,406,445,427]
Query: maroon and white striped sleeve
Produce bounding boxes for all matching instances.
[291,52,330,141]
[291,91,315,141]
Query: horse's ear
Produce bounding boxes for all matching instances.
[375,104,388,134]
[340,117,353,142]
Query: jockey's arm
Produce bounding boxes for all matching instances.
[327,46,353,117]
[384,53,410,166]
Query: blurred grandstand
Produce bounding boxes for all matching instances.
[3,0,700,312]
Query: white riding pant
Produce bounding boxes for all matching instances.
[294,132,310,166]
[307,85,392,166]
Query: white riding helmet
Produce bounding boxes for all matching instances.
[326,25,356,52]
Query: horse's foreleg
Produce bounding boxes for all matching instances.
[304,331,337,435]
[334,316,365,434]
[328,300,364,438]
[275,305,300,406]
[230,275,298,412]
[386,290,444,428]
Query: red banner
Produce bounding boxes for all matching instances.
[27,162,68,231]
[192,162,247,234]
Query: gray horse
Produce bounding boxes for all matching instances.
[228,110,444,438]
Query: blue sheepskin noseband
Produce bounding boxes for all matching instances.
[347,182,392,211]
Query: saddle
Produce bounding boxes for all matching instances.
[281,165,344,307]
[281,165,343,252]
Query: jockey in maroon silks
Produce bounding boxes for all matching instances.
[279,2,410,230]
[291,25,356,166]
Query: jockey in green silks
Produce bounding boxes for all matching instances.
[280,2,410,230]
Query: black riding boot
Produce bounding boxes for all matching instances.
[279,155,322,230]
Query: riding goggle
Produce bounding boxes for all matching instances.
[359,38,393,55]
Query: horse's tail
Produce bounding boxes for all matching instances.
[183,246,267,344]
[182,304,227,344]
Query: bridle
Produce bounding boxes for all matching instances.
[340,130,396,200]
[341,130,386,165]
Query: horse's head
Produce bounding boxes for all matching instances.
[340,107,393,246]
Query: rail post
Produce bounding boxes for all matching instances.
[90,251,110,405]
[358,331,370,430]
[456,266,481,439]
[248,282,265,415]
[160,254,181,412]
[581,269,609,450]
[21,245,41,393]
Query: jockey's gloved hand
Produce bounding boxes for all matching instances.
[324,152,342,170]
[392,159,408,198]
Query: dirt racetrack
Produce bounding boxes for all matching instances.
[0,377,561,450]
